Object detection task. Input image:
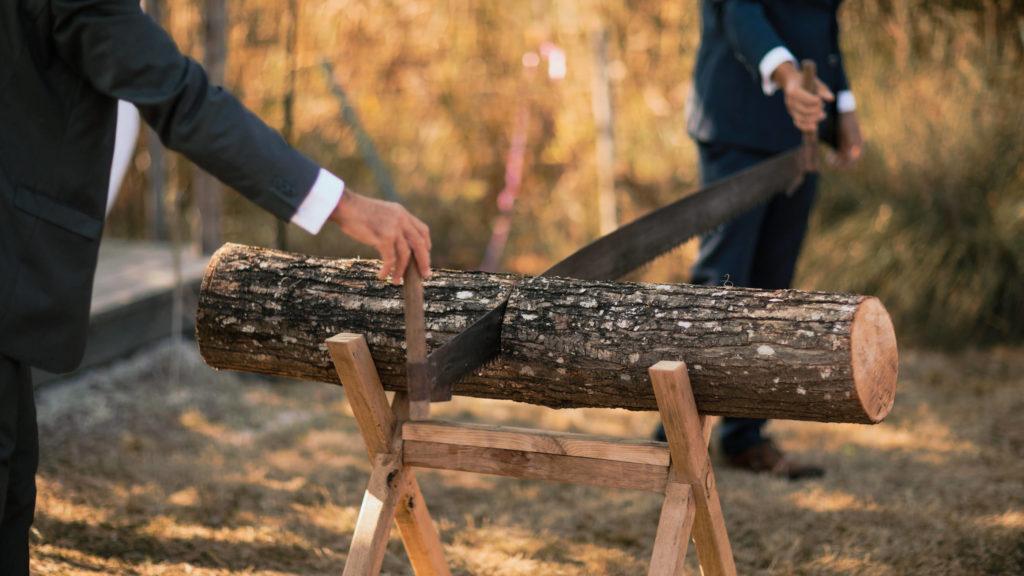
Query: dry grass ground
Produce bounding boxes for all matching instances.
[31,342,1024,575]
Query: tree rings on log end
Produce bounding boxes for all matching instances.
[850,297,899,423]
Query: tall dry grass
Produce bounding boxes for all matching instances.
[799,0,1024,346]
[105,0,1023,347]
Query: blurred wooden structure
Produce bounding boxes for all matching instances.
[326,333,736,576]
[33,241,208,385]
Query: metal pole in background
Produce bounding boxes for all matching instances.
[590,22,617,236]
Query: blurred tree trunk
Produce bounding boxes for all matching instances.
[193,0,227,254]
[145,0,167,241]
[276,0,299,251]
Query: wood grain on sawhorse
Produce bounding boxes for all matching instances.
[326,333,735,576]
[651,360,737,576]
[327,334,450,576]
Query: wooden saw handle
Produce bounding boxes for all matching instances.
[403,259,430,420]
[801,59,819,173]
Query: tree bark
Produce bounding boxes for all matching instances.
[197,244,898,424]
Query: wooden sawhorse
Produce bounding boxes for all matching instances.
[326,332,737,575]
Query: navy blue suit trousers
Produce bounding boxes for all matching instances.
[691,142,818,455]
[0,356,36,576]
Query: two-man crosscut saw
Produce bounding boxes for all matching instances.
[403,61,822,416]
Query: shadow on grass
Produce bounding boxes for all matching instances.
[33,346,1024,575]
[34,514,329,572]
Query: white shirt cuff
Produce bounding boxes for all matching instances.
[837,90,856,114]
[759,46,797,96]
[291,169,344,235]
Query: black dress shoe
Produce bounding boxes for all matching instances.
[726,439,824,480]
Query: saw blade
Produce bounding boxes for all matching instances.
[424,147,805,395]
[425,302,505,401]
[543,149,803,280]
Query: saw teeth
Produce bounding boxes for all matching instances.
[427,148,804,388]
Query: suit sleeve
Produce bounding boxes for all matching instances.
[49,0,318,221]
[714,0,788,81]
[832,9,850,93]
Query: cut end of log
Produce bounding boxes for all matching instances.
[195,244,234,345]
[850,297,899,423]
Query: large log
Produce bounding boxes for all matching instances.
[197,244,898,423]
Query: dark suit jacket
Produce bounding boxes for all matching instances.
[687,0,849,153]
[0,0,321,373]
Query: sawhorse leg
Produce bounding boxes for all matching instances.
[327,334,450,576]
[326,334,732,576]
[649,481,696,575]
[650,361,736,576]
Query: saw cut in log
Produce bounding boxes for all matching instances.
[197,244,898,424]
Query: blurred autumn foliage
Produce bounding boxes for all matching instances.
[106,0,1024,347]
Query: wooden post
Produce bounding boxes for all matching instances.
[650,361,736,576]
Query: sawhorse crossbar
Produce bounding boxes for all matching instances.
[326,332,737,576]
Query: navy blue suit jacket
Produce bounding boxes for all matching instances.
[687,0,849,153]
[1,0,318,372]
